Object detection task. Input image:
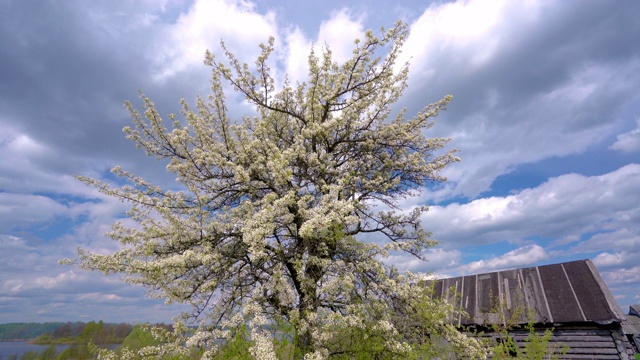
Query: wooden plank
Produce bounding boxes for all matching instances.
[561,263,587,321]
[460,274,476,325]
[459,273,465,324]
[520,267,552,323]
[471,272,502,325]
[513,341,613,348]
[482,336,613,345]
[500,269,528,323]
[559,355,621,359]
[434,279,443,299]
[585,260,626,321]
[442,277,462,303]
[562,347,619,354]
[442,277,463,323]
[563,260,618,321]
[477,273,499,313]
[511,335,613,342]
[538,263,584,322]
[552,329,613,336]
[508,329,612,336]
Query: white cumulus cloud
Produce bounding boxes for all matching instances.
[459,244,548,274]
[610,119,640,153]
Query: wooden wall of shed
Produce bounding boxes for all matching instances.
[477,327,635,360]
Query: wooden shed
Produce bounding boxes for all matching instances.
[622,304,640,355]
[433,259,637,359]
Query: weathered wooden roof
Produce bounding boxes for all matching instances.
[433,259,625,326]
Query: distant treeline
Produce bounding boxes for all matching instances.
[35,321,135,345]
[0,323,63,340]
[0,321,143,344]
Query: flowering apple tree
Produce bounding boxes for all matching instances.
[72,21,486,359]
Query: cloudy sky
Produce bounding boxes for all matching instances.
[1,0,639,324]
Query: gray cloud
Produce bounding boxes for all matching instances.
[400,0,640,198]
[0,234,186,323]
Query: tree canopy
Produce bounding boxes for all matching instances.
[72,21,486,359]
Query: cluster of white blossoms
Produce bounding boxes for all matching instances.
[92,323,193,360]
[71,21,489,358]
[244,301,278,360]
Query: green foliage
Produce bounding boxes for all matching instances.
[37,345,57,360]
[55,344,93,360]
[210,324,252,359]
[489,302,568,359]
[119,324,164,350]
[80,321,103,344]
[318,321,402,359]
[492,324,568,360]
[208,321,405,360]
[110,324,200,360]
[523,328,567,360]
[17,350,39,360]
